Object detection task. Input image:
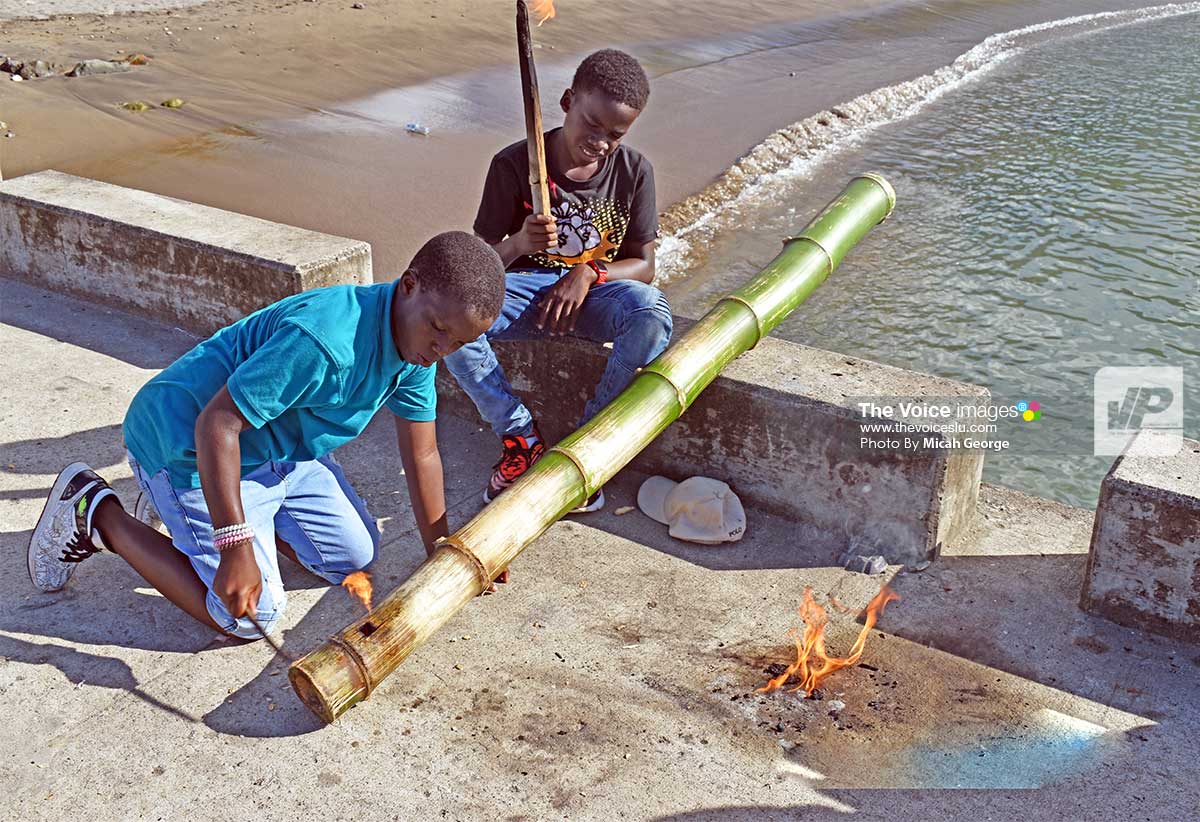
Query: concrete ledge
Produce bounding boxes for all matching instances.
[0,170,371,334]
[1081,435,1200,639]
[437,317,987,565]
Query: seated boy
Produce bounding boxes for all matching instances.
[444,48,672,512]
[27,232,505,639]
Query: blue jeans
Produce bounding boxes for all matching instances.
[128,452,379,639]
[443,270,673,437]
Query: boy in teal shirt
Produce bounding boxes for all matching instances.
[28,232,505,639]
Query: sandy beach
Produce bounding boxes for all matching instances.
[0,0,1160,277]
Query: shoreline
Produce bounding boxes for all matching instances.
[656,0,1200,283]
[0,0,1168,279]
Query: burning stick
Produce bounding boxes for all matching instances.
[516,0,554,217]
[758,584,899,696]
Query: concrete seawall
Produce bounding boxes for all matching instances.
[1082,433,1200,639]
[0,170,371,334]
[437,319,988,567]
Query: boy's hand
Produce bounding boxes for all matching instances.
[517,213,559,255]
[213,542,263,620]
[537,264,597,335]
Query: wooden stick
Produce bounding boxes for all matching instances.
[246,612,295,663]
[516,0,552,216]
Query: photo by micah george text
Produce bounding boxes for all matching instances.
[28,233,506,640]
[855,399,1026,452]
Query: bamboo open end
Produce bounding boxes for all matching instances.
[854,172,896,217]
[288,637,370,724]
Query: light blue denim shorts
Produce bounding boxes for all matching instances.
[128,451,379,639]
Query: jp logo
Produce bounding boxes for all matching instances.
[1107,386,1175,432]
[1094,367,1183,456]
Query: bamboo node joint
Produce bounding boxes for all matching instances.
[640,368,691,414]
[328,634,374,697]
[780,234,834,279]
[717,295,765,349]
[438,538,492,593]
[547,445,593,497]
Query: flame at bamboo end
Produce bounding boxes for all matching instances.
[757,584,899,696]
[342,571,374,613]
[528,0,556,26]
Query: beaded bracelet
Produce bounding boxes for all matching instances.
[212,523,254,551]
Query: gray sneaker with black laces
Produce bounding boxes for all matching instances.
[28,463,120,592]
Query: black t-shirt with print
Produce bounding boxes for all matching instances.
[473,128,658,271]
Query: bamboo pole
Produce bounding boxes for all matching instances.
[289,173,896,723]
[516,0,552,216]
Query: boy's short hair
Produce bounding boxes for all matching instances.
[571,48,650,111]
[408,231,506,324]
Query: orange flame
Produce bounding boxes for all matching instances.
[757,584,899,696]
[342,571,374,612]
[528,0,556,26]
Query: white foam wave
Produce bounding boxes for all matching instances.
[656,1,1200,284]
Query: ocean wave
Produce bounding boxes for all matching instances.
[656,1,1200,284]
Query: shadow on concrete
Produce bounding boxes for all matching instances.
[199,524,437,738]
[0,278,195,371]
[0,519,426,737]
[0,424,129,486]
[199,626,328,736]
[883,552,1197,718]
[0,633,204,724]
[0,526,221,653]
[581,479,846,571]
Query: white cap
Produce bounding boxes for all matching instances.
[636,476,746,545]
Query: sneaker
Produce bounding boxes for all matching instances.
[28,463,120,592]
[569,487,605,514]
[483,423,545,503]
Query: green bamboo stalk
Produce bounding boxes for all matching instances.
[289,173,896,723]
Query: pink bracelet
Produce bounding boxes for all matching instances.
[213,524,254,551]
[214,534,253,551]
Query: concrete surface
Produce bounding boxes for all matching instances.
[2,279,1198,821]
[437,317,987,568]
[0,171,371,334]
[1081,434,1200,639]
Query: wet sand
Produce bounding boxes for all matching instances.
[0,0,1157,279]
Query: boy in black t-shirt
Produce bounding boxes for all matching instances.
[444,49,672,512]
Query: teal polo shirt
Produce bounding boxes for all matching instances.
[123,280,435,489]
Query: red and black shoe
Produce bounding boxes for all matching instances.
[483,423,546,504]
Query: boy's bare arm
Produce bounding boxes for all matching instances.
[195,385,261,619]
[393,417,450,555]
